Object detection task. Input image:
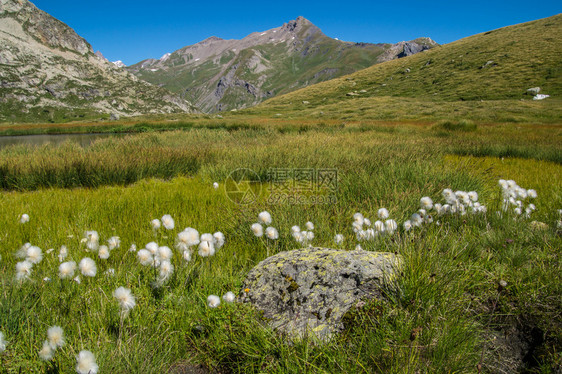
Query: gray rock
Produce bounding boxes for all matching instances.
[302,100,310,104]
[480,60,497,69]
[346,92,359,96]
[239,247,402,341]
[526,87,541,95]
[110,113,120,121]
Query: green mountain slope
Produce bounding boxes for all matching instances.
[127,17,437,113]
[0,0,195,123]
[250,14,561,122]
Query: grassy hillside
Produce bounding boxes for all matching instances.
[248,14,562,122]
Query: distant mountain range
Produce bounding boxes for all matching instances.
[0,0,195,123]
[127,17,437,112]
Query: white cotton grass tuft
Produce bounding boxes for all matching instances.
[198,240,215,257]
[129,244,137,252]
[15,260,32,281]
[159,261,174,283]
[223,291,236,303]
[251,223,264,237]
[39,340,54,361]
[26,246,43,264]
[145,241,159,255]
[47,326,65,350]
[59,261,76,279]
[161,214,175,230]
[0,331,8,353]
[403,220,412,231]
[19,213,30,224]
[200,233,214,243]
[107,236,120,250]
[113,287,136,312]
[420,197,433,210]
[305,221,314,230]
[291,225,301,234]
[79,257,97,277]
[58,245,68,262]
[137,249,152,266]
[98,245,110,260]
[334,234,344,245]
[258,211,272,225]
[182,250,192,262]
[377,208,389,220]
[85,231,99,251]
[265,227,279,240]
[213,182,219,189]
[385,219,398,233]
[213,232,225,249]
[16,243,31,258]
[151,219,161,231]
[76,350,98,374]
[207,295,221,308]
[374,220,385,233]
[157,246,173,262]
[176,228,200,251]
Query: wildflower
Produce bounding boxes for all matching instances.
[355,244,363,250]
[353,212,364,224]
[223,291,235,303]
[213,182,219,189]
[39,340,54,361]
[417,209,426,219]
[366,228,375,240]
[514,207,522,215]
[528,203,536,211]
[58,245,68,262]
[43,277,51,282]
[306,231,314,241]
[155,246,171,262]
[162,214,175,230]
[113,287,136,312]
[73,276,81,284]
[527,189,537,199]
[498,179,508,189]
[305,221,314,230]
[159,261,174,282]
[105,268,115,276]
[374,220,385,233]
[468,191,479,202]
[19,214,30,224]
[0,331,7,353]
[47,326,64,350]
[356,230,367,241]
[15,260,32,280]
[442,189,456,204]
[107,236,120,250]
[334,234,344,245]
[385,219,398,233]
[291,226,301,234]
[411,213,422,227]
[265,227,279,240]
[198,240,215,257]
[352,221,363,233]
[200,233,214,243]
[434,203,443,215]
[59,261,76,279]
[403,220,412,231]
[213,232,225,249]
[46,248,54,254]
[425,215,434,224]
[145,241,158,254]
[85,231,99,251]
[251,223,264,237]
[182,250,191,262]
[79,257,97,277]
[98,245,110,260]
[137,249,152,266]
[293,231,304,243]
[76,350,98,374]
[183,228,200,247]
[207,295,220,308]
[129,244,137,252]
[364,218,371,227]
[420,196,433,210]
[258,211,272,225]
[16,243,31,258]
[151,219,161,230]
[26,246,43,264]
[378,208,389,220]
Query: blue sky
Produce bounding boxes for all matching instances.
[32,0,560,65]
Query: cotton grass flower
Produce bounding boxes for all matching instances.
[98,245,110,260]
[59,261,76,279]
[159,261,174,283]
[162,214,175,230]
[198,240,215,257]
[291,225,301,234]
[76,350,98,374]
[305,221,314,230]
[223,291,235,303]
[207,295,221,308]
[137,249,152,266]
[258,211,272,225]
[251,223,263,237]
[47,326,64,350]
[26,246,43,264]
[15,260,32,281]
[107,236,120,250]
[527,189,537,198]
[265,227,279,240]
[19,213,29,224]
[79,257,97,277]
[334,234,344,245]
[182,250,192,262]
[0,331,7,353]
[374,220,385,233]
[145,241,158,254]
[39,340,54,361]
[157,246,173,261]
[85,231,99,251]
[129,244,137,252]
[377,208,389,220]
[420,197,433,210]
[403,220,412,231]
[58,245,68,262]
[385,219,397,233]
[113,287,136,312]
[151,219,161,230]
[16,243,31,258]
[213,232,225,249]
[213,182,219,189]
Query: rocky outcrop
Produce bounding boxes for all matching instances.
[127,17,438,113]
[0,0,195,122]
[239,247,402,341]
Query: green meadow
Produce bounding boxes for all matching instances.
[0,121,561,373]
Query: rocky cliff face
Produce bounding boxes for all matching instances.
[0,0,195,123]
[128,17,437,113]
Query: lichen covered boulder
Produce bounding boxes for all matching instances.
[239,247,401,341]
